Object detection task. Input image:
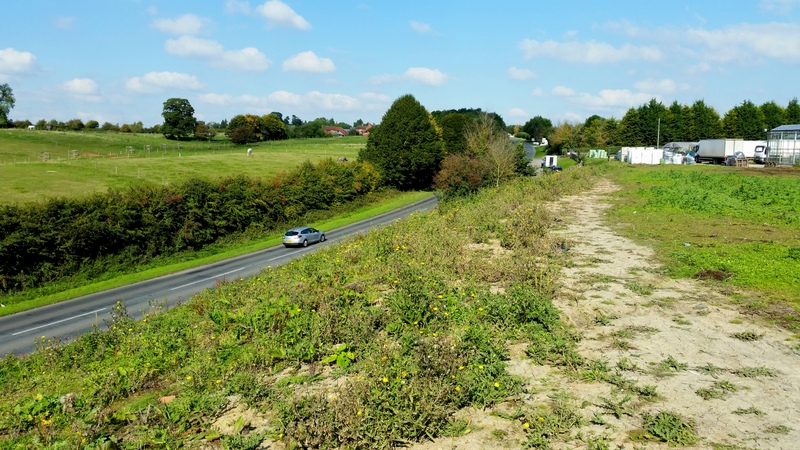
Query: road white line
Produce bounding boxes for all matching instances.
[12,307,108,336]
[169,267,246,291]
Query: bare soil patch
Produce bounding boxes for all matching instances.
[407,178,800,450]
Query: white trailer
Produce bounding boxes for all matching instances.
[695,139,744,164]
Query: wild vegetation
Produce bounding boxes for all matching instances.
[0,168,595,449]
[2,160,799,448]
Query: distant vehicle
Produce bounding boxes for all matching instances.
[752,142,768,164]
[696,139,763,164]
[282,226,326,247]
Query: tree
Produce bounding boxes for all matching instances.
[161,98,197,140]
[724,100,764,139]
[85,120,99,129]
[760,101,785,131]
[0,83,15,127]
[687,100,722,141]
[358,94,444,191]
[66,118,85,131]
[521,116,554,142]
[262,113,288,140]
[618,108,644,145]
[438,113,471,155]
[465,113,521,186]
[786,98,800,124]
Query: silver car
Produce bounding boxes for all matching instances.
[282,226,326,247]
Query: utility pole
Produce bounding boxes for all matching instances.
[657,118,661,148]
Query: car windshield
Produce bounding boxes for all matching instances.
[285,230,300,236]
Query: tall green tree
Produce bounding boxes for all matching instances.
[161,98,197,140]
[618,108,644,145]
[521,115,554,143]
[760,101,785,131]
[0,83,15,127]
[262,113,288,140]
[664,101,688,142]
[358,94,444,190]
[438,113,471,155]
[637,98,668,146]
[786,98,800,124]
[687,100,722,141]
[724,100,765,139]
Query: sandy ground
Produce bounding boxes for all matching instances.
[406,179,800,450]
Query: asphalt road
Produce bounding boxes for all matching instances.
[0,195,437,356]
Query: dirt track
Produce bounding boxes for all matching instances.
[408,178,800,450]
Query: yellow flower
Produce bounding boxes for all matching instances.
[381,356,387,361]
[432,306,438,311]
[36,394,44,401]
[458,366,464,370]
[216,379,222,384]
[357,410,363,416]
[494,382,500,388]
[523,422,530,429]
[455,386,461,392]
[478,365,484,369]
[382,377,388,383]
[538,416,544,422]
[478,307,484,312]
[437,295,443,299]
[186,376,192,381]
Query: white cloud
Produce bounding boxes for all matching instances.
[0,48,37,79]
[63,78,102,103]
[256,0,311,30]
[165,37,270,71]
[685,22,800,63]
[551,84,656,113]
[508,66,536,81]
[552,86,575,96]
[267,90,359,110]
[152,14,210,35]
[760,0,800,13]
[359,92,391,103]
[368,73,399,85]
[63,78,98,95]
[225,0,251,14]
[633,78,684,95]
[410,20,432,34]
[125,72,203,93]
[283,51,335,73]
[213,47,271,71]
[507,108,528,120]
[55,17,76,31]
[531,87,543,96]
[165,36,224,57]
[519,39,664,63]
[404,67,449,86]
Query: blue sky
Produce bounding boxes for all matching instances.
[2,0,800,128]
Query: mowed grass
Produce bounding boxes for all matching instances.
[601,162,800,327]
[0,129,365,205]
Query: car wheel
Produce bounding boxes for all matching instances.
[303,239,308,247]
[284,244,290,248]
[320,234,326,242]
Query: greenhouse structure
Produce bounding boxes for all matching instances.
[765,124,800,166]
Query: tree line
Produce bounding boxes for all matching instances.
[519,98,800,153]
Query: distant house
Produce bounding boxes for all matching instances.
[354,123,372,136]
[324,126,348,137]
[27,125,35,130]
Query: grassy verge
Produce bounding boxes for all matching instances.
[0,190,431,317]
[600,162,800,329]
[0,169,598,449]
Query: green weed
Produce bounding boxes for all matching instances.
[731,331,764,341]
[639,411,699,446]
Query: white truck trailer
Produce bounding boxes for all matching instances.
[695,139,742,164]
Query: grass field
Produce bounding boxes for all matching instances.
[0,129,365,205]
[600,161,800,325]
